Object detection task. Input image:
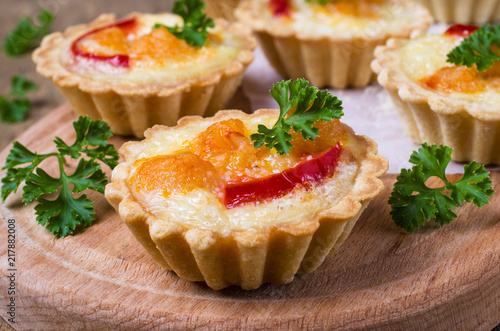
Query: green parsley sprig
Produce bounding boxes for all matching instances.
[3,8,55,56]
[0,75,38,123]
[389,143,495,233]
[305,0,329,4]
[1,116,119,237]
[447,25,500,71]
[250,79,344,155]
[154,0,215,47]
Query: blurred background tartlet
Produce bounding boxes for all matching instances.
[372,25,500,164]
[33,11,256,138]
[418,0,500,24]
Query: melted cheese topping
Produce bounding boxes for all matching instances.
[260,0,424,37]
[62,14,243,84]
[141,163,358,234]
[126,114,363,232]
[399,34,500,111]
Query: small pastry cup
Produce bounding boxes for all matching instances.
[33,14,256,138]
[418,0,500,24]
[105,109,388,290]
[235,0,432,88]
[372,37,500,165]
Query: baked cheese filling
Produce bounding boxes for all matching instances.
[399,26,500,111]
[61,14,243,84]
[126,116,363,232]
[264,0,422,37]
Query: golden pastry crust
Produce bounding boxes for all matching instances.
[418,0,500,24]
[372,35,500,164]
[105,109,388,290]
[32,13,256,138]
[235,0,433,88]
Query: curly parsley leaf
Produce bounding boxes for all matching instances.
[250,79,344,155]
[154,0,214,47]
[1,116,119,237]
[0,75,38,123]
[54,116,119,169]
[447,25,500,71]
[3,8,55,56]
[36,192,95,238]
[22,167,60,203]
[1,142,50,201]
[389,143,495,232]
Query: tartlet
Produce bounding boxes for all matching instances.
[372,25,500,164]
[105,109,388,290]
[33,12,256,138]
[418,0,500,24]
[235,0,432,88]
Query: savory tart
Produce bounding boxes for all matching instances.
[105,81,388,290]
[418,0,500,24]
[235,0,432,88]
[32,11,256,138]
[372,24,500,164]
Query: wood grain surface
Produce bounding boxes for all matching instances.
[0,104,499,330]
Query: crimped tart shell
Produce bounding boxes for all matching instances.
[32,13,256,138]
[105,109,388,290]
[205,0,242,21]
[235,0,433,88]
[372,36,500,165]
[418,0,500,24]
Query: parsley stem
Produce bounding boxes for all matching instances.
[57,154,65,175]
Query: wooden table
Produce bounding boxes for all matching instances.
[0,2,173,329]
[0,1,499,330]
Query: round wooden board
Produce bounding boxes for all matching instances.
[1,104,499,330]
